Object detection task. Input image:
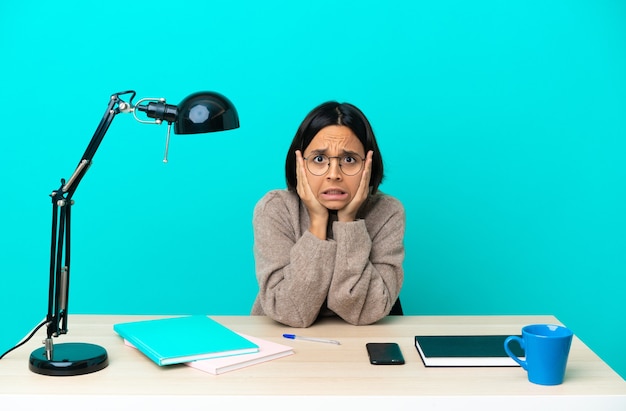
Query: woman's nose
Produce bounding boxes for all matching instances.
[326,157,342,179]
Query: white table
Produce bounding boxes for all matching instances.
[1,314,624,410]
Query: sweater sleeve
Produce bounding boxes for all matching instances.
[252,192,337,327]
[326,196,405,325]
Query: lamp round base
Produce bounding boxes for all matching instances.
[29,342,108,376]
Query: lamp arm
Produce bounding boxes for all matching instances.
[44,91,136,354]
[63,91,136,198]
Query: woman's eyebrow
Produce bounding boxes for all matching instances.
[307,148,364,156]
[307,148,328,155]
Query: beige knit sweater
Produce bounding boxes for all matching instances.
[251,189,405,327]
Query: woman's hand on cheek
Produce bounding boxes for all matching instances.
[296,151,329,238]
[338,150,373,222]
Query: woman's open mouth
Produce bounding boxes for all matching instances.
[320,189,348,201]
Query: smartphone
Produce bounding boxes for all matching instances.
[366,342,405,365]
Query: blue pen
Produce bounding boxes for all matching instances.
[283,334,341,345]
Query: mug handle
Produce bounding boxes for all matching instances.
[504,336,527,370]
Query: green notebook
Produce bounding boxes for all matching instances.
[414,335,524,367]
[114,315,259,366]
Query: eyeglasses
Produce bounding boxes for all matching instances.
[303,154,365,176]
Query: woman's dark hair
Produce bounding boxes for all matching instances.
[285,101,384,194]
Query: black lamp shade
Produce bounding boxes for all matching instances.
[174,91,239,134]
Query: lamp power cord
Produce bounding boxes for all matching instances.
[0,320,47,360]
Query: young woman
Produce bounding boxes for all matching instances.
[251,102,405,327]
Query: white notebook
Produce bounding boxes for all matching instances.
[186,333,294,375]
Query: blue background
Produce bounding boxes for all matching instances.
[1,1,624,379]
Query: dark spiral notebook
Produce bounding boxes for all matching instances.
[414,335,524,367]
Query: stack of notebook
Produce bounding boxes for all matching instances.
[114,315,293,374]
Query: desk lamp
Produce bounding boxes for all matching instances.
[27,90,239,376]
